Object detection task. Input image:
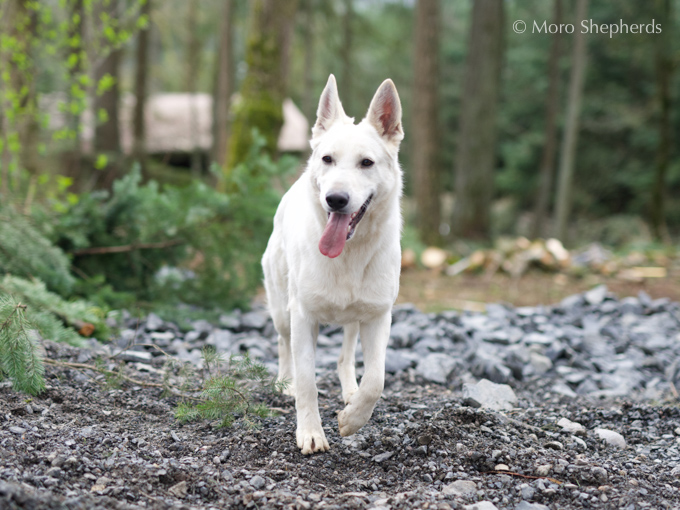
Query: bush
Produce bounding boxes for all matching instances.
[53,133,298,310]
[0,207,75,295]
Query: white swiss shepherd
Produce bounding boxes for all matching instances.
[262,75,404,454]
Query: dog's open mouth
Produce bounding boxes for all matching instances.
[319,194,373,258]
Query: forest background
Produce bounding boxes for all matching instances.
[0,0,678,340]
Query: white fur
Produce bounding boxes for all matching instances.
[262,75,404,454]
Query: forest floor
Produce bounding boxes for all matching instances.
[1,270,680,509]
[1,340,679,510]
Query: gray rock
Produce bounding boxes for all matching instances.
[595,428,626,448]
[584,285,609,305]
[519,484,535,501]
[384,348,415,373]
[207,329,233,351]
[442,480,477,496]
[249,475,266,489]
[528,352,552,375]
[463,379,518,411]
[389,322,418,348]
[464,502,498,510]
[515,503,549,510]
[241,311,268,330]
[145,313,164,331]
[9,426,26,434]
[415,353,458,384]
[372,451,394,463]
[557,417,585,435]
[118,350,153,363]
[219,312,241,329]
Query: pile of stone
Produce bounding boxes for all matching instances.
[106,284,680,403]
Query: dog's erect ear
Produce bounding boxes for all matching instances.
[312,74,347,139]
[366,79,403,145]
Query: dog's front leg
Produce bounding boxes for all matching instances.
[291,309,329,454]
[337,311,391,437]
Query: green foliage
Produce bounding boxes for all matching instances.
[53,137,297,310]
[176,348,284,428]
[0,275,108,343]
[0,296,45,396]
[0,0,146,200]
[0,206,75,295]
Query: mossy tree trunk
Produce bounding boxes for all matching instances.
[225,0,299,178]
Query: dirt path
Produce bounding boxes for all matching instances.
[1,340,678,509]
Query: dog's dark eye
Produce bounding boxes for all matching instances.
[361,159,374,168]
[322,155,332,164]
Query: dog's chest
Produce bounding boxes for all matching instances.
[295,255,399,324]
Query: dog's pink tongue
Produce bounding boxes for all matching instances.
[319,212,352,258]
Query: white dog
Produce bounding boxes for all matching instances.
[262,75,403,454]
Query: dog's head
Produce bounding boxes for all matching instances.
[309,75,403,258]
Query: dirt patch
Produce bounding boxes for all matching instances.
[397,269,680,313]
[1,340,679,509]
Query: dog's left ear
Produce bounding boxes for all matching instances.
[366,79,404,145]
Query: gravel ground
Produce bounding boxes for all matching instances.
[2,285,680,509]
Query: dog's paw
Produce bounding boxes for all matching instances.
[337,403,371,437]
[296,428,330,455]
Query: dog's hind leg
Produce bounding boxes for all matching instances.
[338,322,359,404]
[273,308,295,397]
[338,311,391,437]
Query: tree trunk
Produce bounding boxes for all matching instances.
[94,0,122,156]
[452,0,504,240]
[186,0,202,176]
[530,0,563,239]
[554,0,589,243]
[225,0,299,176]
[12,0,39,178]
[340,0,353,114]
[301,0,315,122]
[133,0,151,173]
[212,0,234,169]
[650,0,673,243]
[412,0,441,246]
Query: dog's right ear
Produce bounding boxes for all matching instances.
[312,74,347,139]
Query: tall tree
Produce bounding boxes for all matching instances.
[132,0,152,172]
[340,0,353,114]
[94,0,122,154]
[530,0,563,239]
[411,0,441,245]
[649,0,673,242]
[212,0,234,169]
[225,0,299,174]
[554,0,589,243]
[186,0,202,176]
[301,0,315,122]
[452,0,504,239]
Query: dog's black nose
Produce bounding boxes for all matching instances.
[326,192,349,211]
